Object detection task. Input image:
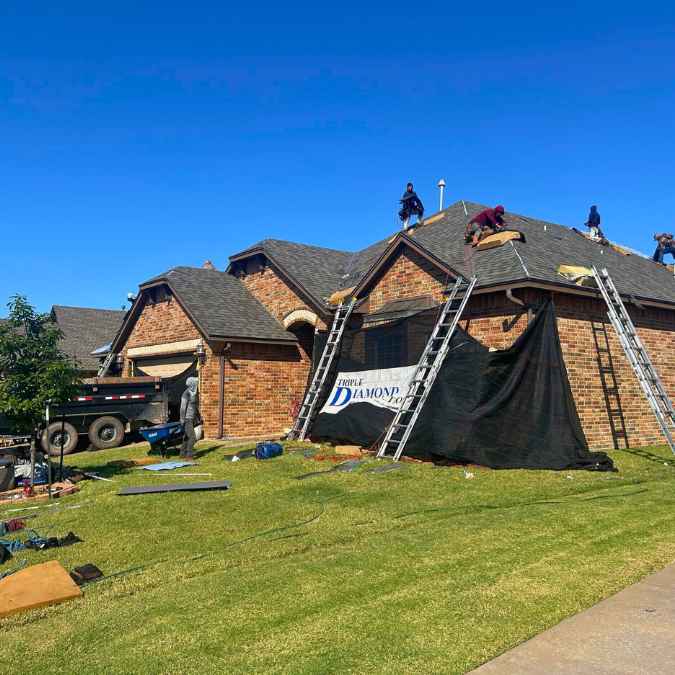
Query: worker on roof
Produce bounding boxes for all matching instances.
[465,205,506,246]
[399,183,424,230]
[653,232,675,265]
[585,205,604,241]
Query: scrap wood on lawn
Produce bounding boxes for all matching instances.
[1,440,674,674]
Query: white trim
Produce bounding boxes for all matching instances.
[127,339,201,358]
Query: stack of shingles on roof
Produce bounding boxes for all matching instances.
[51,306,126,371]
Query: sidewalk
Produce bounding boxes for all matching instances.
[471,562,675,674]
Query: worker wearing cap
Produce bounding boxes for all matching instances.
[399,183,424,230]
[653,233,675,265]
[465,205,506,246]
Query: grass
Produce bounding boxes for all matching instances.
[1,440,674,674]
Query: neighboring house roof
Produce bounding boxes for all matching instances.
[116,266,297,347]
[230,200,675,309]
[51,306,126,371]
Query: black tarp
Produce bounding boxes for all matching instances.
[311,301,614,471]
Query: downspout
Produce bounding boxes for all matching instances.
[218,354,225,439]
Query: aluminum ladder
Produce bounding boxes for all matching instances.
[377,275,478,461]
[289,298,357,440]
[97,350,116,377]
[592,266,675,454]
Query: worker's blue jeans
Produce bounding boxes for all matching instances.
[653,245,675,264]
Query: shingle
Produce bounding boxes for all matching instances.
[51,306,126,371]
[147,267,296,342]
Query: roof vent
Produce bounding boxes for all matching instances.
[203,260,215,270]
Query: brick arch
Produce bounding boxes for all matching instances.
[282,308,318,329]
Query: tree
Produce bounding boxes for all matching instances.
[0,295,80,432]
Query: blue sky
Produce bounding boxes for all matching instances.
[2,2,674,313]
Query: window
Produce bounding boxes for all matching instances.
[365,323,406,369]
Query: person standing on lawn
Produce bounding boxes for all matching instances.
[180,376,200,459]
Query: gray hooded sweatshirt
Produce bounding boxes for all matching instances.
[180,377,200,423]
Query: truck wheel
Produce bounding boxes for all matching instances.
[0,457,14,492]
[42,422,79,456]
[88,416,125,450]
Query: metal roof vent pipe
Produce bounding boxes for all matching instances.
[437,178,446,211]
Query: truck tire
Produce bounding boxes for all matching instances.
[42,421,79,456]
[88,416,125,450]
[0,458,14,492]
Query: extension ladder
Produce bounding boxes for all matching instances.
[289,298,357,440]
[97,350,116,377]
[377,275,478,461]
[592,266,675,454]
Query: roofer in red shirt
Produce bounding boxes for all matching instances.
[465,205,506,246]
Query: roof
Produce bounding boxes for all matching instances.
[231,200,675,309]
[51,306,126,371]
[137,266,297,343]
[405,201,675,305]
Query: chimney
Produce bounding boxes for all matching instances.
[202,260,215,270]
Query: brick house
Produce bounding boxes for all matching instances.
[112,200,675,450]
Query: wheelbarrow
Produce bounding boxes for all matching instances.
[139,422,184,457]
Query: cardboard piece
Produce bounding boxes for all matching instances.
[0,561,82,618]
[476,230,524,250]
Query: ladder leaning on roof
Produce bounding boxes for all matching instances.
[377,274,478,461]
[592,266,675,455]
[97,350,117,377]
[288,298,357,441]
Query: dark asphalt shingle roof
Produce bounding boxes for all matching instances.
[409,201,675,304]
[144,267,296,342]
[51,306,126,371]
[230,200,675,315]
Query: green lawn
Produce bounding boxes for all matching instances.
[1,441,674,674]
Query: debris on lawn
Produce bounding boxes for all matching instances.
[0,481,79,505]
[295,459,364,480]
[224,449,255,462]
[142,461,196,472]
[1,530,82,556]
[146,472,212,477]
[70,564,103,586]
[0,517,29,536]
[117,480,231,496]
[0,560,82,618]
[335,445,364,456]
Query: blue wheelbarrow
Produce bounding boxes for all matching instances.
[139,422,184,457]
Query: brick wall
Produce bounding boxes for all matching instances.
[362,249,675,450]
[199,341,310,439]
[239,264,326,329]
[124,295,201,354]
[120,288,311,439]
[366,248,449,313]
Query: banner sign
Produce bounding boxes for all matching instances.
[319,366,416,415]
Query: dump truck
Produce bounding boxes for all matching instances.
[41,376,170,455]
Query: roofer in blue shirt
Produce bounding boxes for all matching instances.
[399,182,424,230]
[653,232,675,265]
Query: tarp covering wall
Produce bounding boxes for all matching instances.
[311,301,614,471]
